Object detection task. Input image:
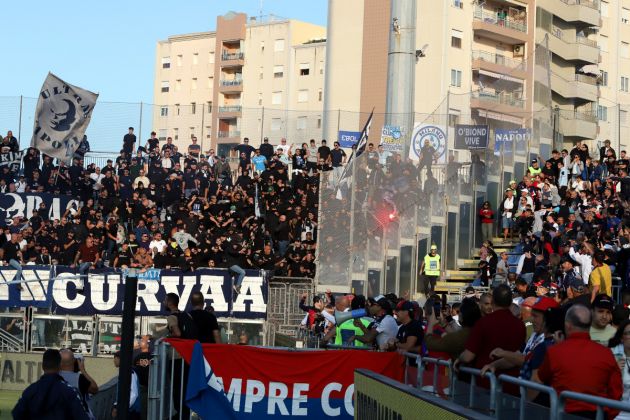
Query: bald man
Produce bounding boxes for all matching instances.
[59,349,98,414]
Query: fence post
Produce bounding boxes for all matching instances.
[139,102,144,148]
[200,103,206,153]
[260,107,265,143]
[18,95,23,148]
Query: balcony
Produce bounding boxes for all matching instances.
[471,91,526,116]
[218,130,241,138]
[471,50,527,81]
[473,7,528,45]
[543,26,599,64]
[537,0,600,27]
[558,109,597,139]
[218,105,242,113]
[550,72,598,102]
[221,51,244,67]
[219,79,243,92]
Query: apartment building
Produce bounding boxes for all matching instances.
[598,0,630,152]
[153,12,326,155]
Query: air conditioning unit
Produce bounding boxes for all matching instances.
[513,44,525,57]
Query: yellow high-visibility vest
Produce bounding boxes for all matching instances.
[424,254,440,276]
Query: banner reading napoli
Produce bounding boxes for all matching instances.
[31,73,98,163]
[495,128,530,156]
[0,193,78,226]
[409,124,447,163]
[167,339,405,419]
[0,266,268,319]
[454,124,489,150]
[337,131,361,148]
[379,125,404,153]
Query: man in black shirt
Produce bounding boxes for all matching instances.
[233,138,255,160]
[393,300,424,356]
[189,291,221,343]
[2,233,23,284]
[317,140,331,164]
[259,137,274,161]
[123,127,136,155]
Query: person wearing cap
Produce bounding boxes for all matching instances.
[391,300,424,354]
[590,251,612,302]
[557,254,582,291]
[499,188,515,243]
[419,245,441,296]
[259,137,274,160]
[528,159,541,176]
[537,305,622,418]
[590,294,616,345]
[351,296,398,350]
[481,297,561,383]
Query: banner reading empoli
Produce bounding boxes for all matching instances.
[31,73,98,163]
[337,131,361,148]
[167,339,404,419]
[409,124,447,163]
[0,266,268,319]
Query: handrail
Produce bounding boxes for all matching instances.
[458,366,498,412]
[0,327,23,351]
[559,391,630,420]
[497,374,559,420]
[558,0,599,10]
[472,91,526,109]
[473,7,527,33]
[471,50,526,70]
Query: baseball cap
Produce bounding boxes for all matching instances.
[531,296,559,312]
[395,300,415,312]
[430,245,437,250]
[592,294,614,311]
[374,297,392,311]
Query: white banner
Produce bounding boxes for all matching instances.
[408,124,447,163]
[31,73,98,163]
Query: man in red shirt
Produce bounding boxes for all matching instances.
[455,284,526,387]
[536,304,622,418]
[74,237,101,280]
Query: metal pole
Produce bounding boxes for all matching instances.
[116,273,138,420]
[18,95,23,148]
[260,107,265,144]
[200,103,206,154]
[138,102,144,153]
[619,105,622,153]
[337,109,341,137]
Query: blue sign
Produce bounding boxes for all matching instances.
[495,128,530,156]
[338,130,361,148]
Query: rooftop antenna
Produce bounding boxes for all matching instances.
[259,0,263,21]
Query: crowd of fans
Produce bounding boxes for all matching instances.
[0,128,327,287]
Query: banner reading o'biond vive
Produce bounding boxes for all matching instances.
[0,266,268,319]
[167,339,405,419]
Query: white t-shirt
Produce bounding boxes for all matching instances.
[276,142,292,154]
[90,173,105,190]
[149,239,167,255]
[374,315,399,350]
[503,196,515,217]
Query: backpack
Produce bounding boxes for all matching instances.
[176,312,199,340]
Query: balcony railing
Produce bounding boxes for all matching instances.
[559,109,598,123]
[551,25,564,40]
[575,73,598,85]
[218,105,242,113]
[551,26,598,48]
[558,0,599,10]
[220,79,243,87]
[222,51,244,61]
[472,91,525,108]
[576,35,598,47]
[473,7,527,33]
[471,50,526,71]
[218,130,241,138]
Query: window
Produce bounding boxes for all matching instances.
[192,53,199,65]
[450,69,462,87]
[299,63,310,76]
[452,0,463,8]
[319,61,324,75]
[175,79,181,91]
[191,102,196,115]
[318,89,323,102]
[261,41,265,51]
[160,106,168,117]
[260,66,264,80]
[173,128,179,140]
[273,65,284,78]
[298,89,308,103]
[271,118,282,131]
[160,81,169,93]
[599,35,608,52]
[623,42,630,58]
[272,91,282,105]
[258,93,263,106]
[205,126,211,138]
[600,70,608,87]
[208,77,213,88]
[297,116,307,130]
[621,110,628,124]
[177,55,183,67]
[207,102,212,113]
[274,39,285,52]
[451,29,462,49]
[601,1,609,17]
[317,118,322,129]
[192,78,198,90]
[209,52,215,63]
[175,104,180,116]
[598,105,608,122]
[158,129,167,141]
[161,57,171,69]
[622,77,629,92]
[448,113,460,127]
[623,8,630,24]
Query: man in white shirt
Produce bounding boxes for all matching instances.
[89,167,105,194]
[352,296,399,350]
[133,169,150,189]
[569,241,593,285]
[148,232,167,257]
[275,138,292,156]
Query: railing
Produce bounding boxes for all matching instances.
[220,79,243,87]
[217,130,241,138]
[575,73,598,85]
[471,50,526,71]
[551,25,564,40]
[558,109,598,123]
[559,0,600,10]
[218,105,243,113]
[496,374,559,420]
[222,51,244,61]
[472,91,526,109]
[576,35,598,47]
[0,325,24,352]
[473,7,527,33]
[559,391,630,420]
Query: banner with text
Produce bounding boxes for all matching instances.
[0,266,268,319]
[409,124,447,164]
[454,125,489,150]
[167,339,405,419]
[337,131,361,148]
[379,125,404,153]
[0,193,78,227]
[494,128,530,156]
[0,151,23,173]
